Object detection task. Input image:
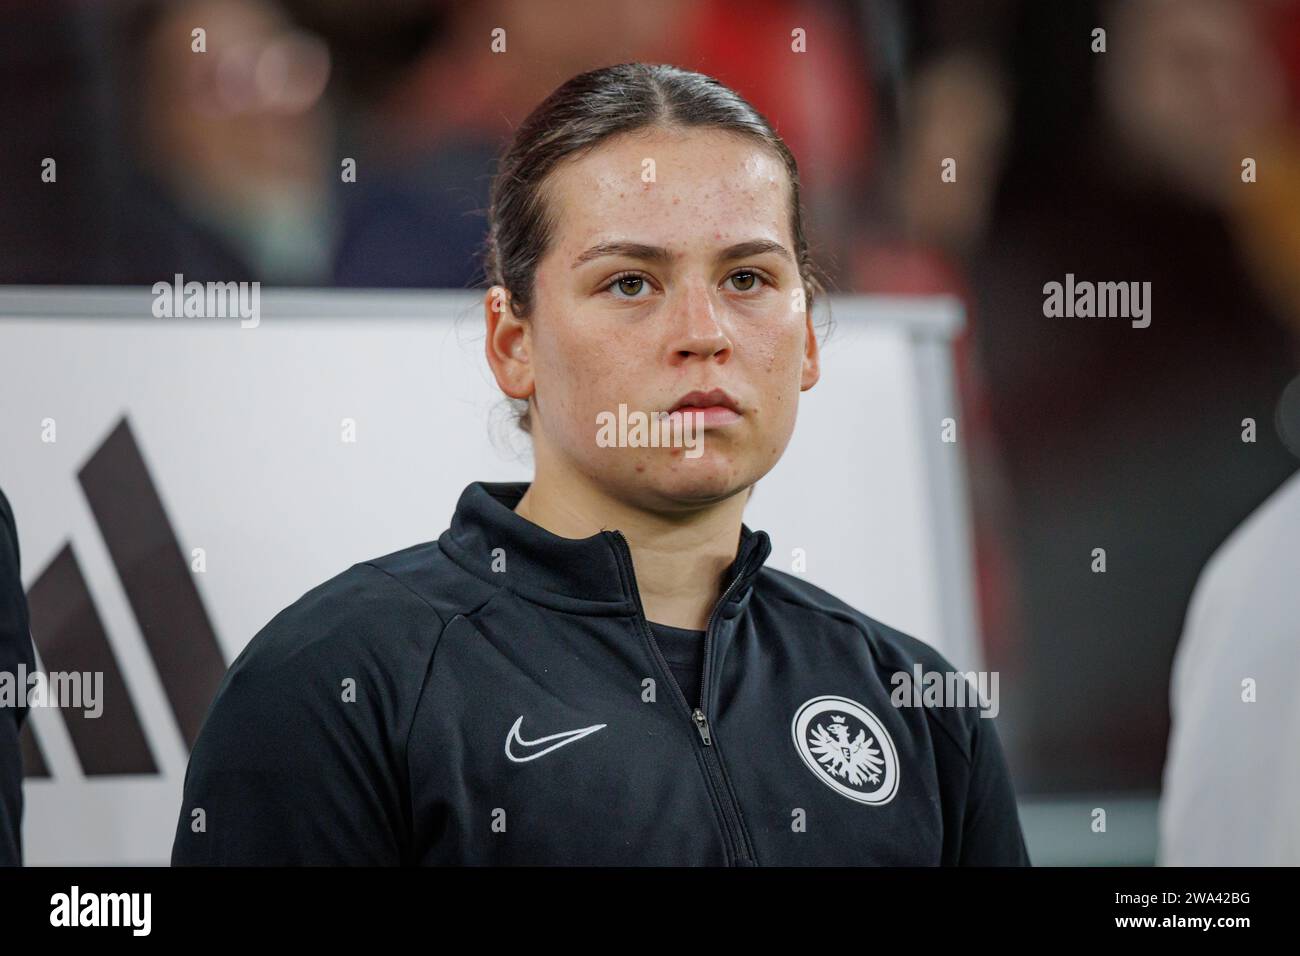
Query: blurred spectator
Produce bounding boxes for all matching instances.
[111,0,337,284]
[0,0,338,284]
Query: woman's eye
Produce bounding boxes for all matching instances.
[606,274,650,299]
[727,270,770,293]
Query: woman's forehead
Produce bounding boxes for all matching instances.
[544,130,792,257]
[557,128,786,195]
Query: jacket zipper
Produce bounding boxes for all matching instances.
[609,529,757,866]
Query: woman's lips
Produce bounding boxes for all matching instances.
[663,405,742,427]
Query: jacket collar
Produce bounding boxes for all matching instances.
[439,480,772,616]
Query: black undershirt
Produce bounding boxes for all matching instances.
[646,620,706,711]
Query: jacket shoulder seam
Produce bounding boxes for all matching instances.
[362,559,449,630]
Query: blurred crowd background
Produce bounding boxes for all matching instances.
[2,0,1299,806]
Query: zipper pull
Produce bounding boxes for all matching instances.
[692,707,713,746]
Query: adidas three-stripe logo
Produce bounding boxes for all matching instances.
[20,417,227,778]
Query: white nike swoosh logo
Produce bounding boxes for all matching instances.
[504,715,607,763]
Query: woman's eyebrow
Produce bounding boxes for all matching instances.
[571,238,793,269]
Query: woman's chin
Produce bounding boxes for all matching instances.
[629,457,755,507]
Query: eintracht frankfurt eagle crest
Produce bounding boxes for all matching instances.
[792,695,900,805]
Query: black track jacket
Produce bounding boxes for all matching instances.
[1,487,34,867]
[172,480,1031,866]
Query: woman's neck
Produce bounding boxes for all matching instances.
[514,467,749,631]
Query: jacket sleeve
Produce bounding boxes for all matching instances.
[170,566,434,866]
[0,487,34,867]
[170,650,404,865]
[958,711,1032,865]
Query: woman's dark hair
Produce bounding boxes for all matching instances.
[483,62,831,434]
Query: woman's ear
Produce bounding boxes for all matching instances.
[484,286,535,401]
[800,307,821,392]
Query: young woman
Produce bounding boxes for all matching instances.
[173,63,1030,866]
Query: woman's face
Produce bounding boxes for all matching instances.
[488,126,820,512]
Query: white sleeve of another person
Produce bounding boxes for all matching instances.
[1158,470,1300,866]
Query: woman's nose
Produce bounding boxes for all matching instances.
[667,283,731,359]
